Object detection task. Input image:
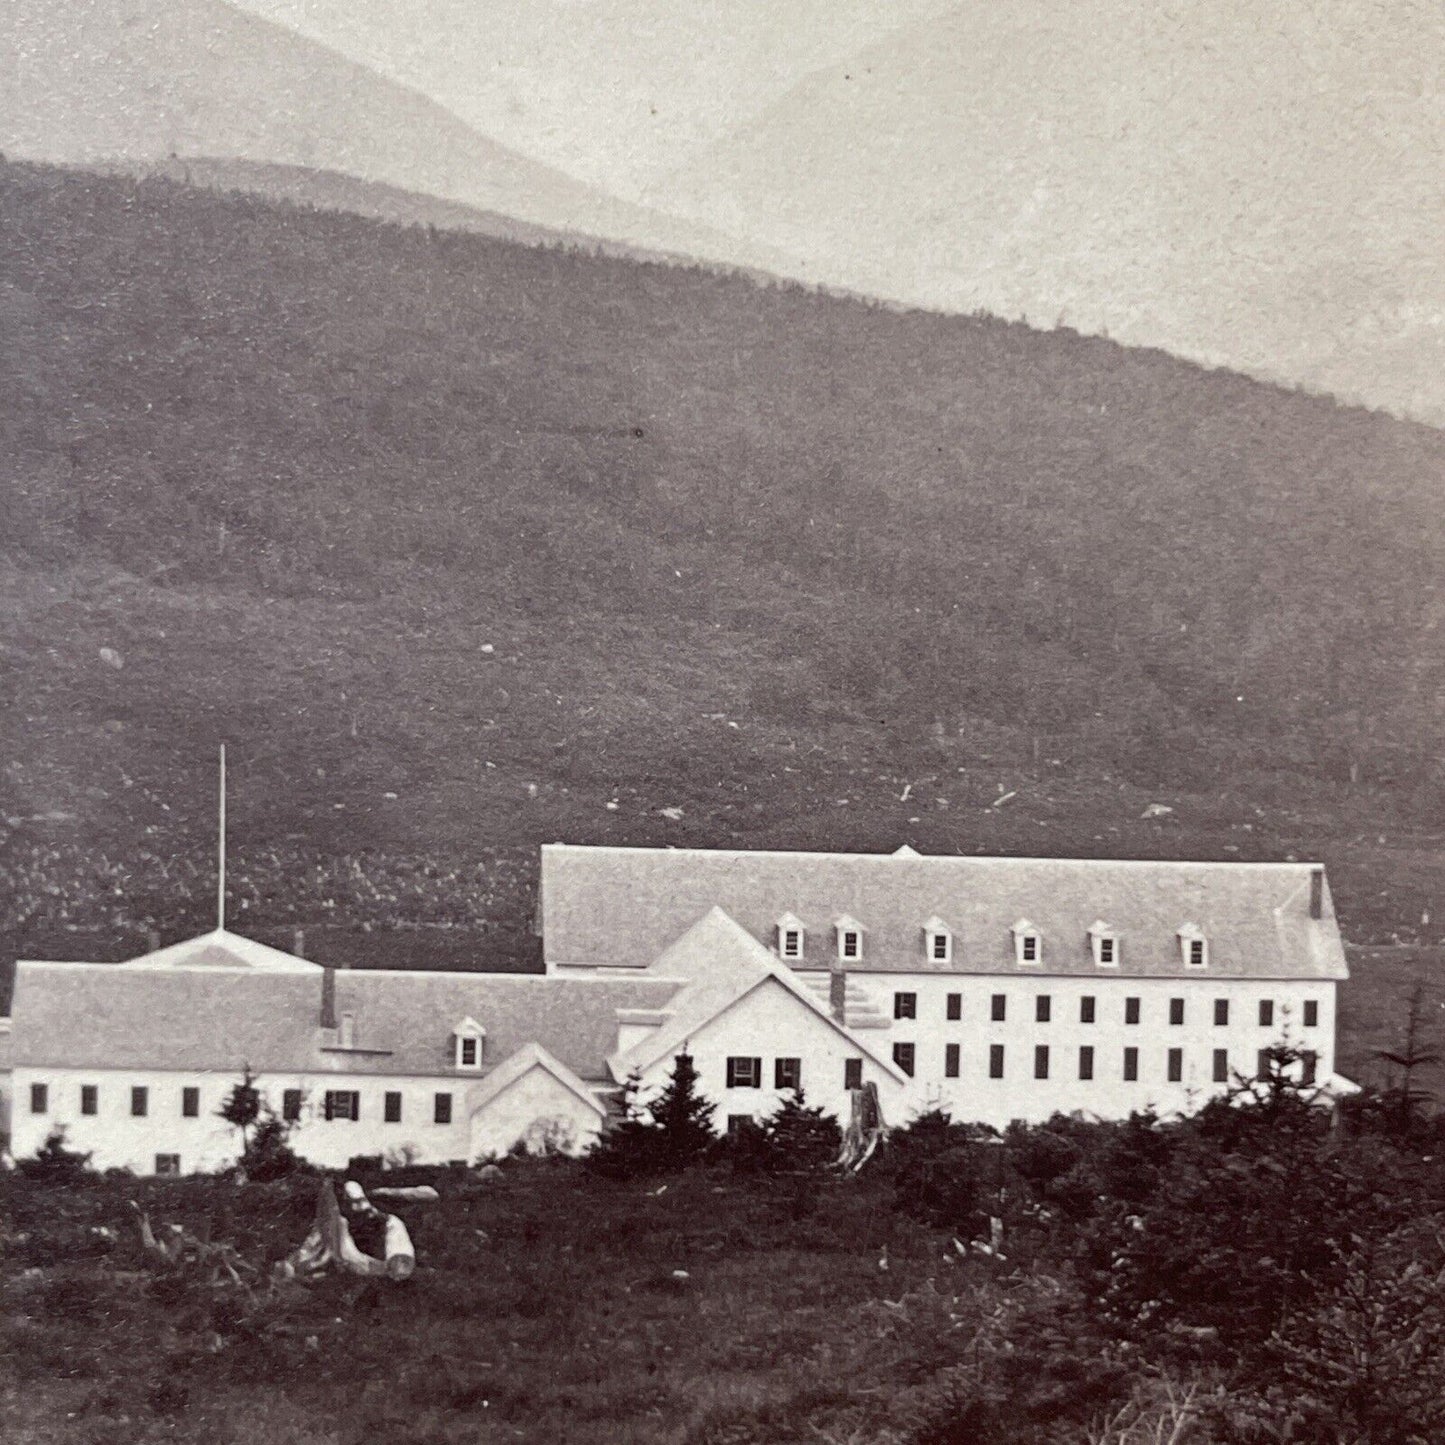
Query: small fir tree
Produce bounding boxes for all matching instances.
[216,1065,263,1155]
[762,1088,840,1174]
[646,1053,717,1168]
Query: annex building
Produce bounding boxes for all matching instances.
[1,845,1351,1174]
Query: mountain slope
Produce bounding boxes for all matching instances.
[655,0,1445,424]
[2,0,760,261]
[2,161,1444,959]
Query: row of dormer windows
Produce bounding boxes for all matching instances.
[777,917,1213,968]
[894,993,1321,1026]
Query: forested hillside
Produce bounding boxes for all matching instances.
[2,160,1444,961]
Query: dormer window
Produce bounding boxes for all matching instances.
[776,913,806,961]
[1090,923,1120,968]
[452,1016,487,1071]
[1179,924,1208,969]
[923,916,953,964]
[835,916,865,962]
[1012,920,1041,966]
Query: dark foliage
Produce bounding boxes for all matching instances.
[15,1127,94,1186]
[588,1056,718,1176]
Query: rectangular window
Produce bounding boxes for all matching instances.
[774,1057,802,1091]
[29,1083,47,1114]
[81,1084,98,1116]
[384,1091,403,1123]
[1098,936,1117,965]
[1303,1000,1319,1028]
[1036,995,1052,1023]
[894,991,917,1020]
[841,930,861,960]
[155,1154,181,1177]
[726,1057,762,1089]
[893,1042,916,1078]
[325,1090,359,1121]
[780,929,802,959]
[1259,1000,1274,1027]
[1079,1045,1094,1081]
[1169,998,1184,1026]
[726,1114,754,1135]
[989,1044,1005,1079]
[1125,997,1141,1025]
[282,1089,302,1123]
[1020,934,1039,963]
[1257,1048,1272,1077]
[945,1043,960,1079]
[931,932,950,961]
[946,993,962,1021]
[844,1058,863,1090]
[1214,999,1230,1026]
[1080,995,1096,1024]
[434,1092,453,1125]
[459,1036,480,1067]
[1213,1049,1229,1083]
[1034,1045,1050,1080]
[1123,1047,1139,1082]
[181,1086,199,1118]
[991,993,1006,1022]
[1167,1048,1183,1083]
[1188,938,1206,968]
[1301,1050,1318,1086]
[131,1086,148,1118]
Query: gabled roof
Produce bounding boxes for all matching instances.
[118,929,321,973]
[466,1041,607,1118]
[540,845,1348,980]
[605,907,906,1084]
[11,931,681,1078]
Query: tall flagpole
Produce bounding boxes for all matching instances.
[217,743,226,932]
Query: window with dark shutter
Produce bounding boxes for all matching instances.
[1167,1048,1183,1082]
[726,1057,762,1089]
[283,1090,302,1122]
[1169,998,1184,1026]
[894,992,917,1020]
[844,1058,863,1090]
[945,1043,960,1078]
[81,1085,98,1116]
[181,1086,199,1118]
[384,1091,403,1123]
[1125,997,1141,1025]
[946,993,962,1021]
[989,1044,1005,1079]
[1259,1000,1274,1026]
[1079,1046,1094,1080]
[29,1083,47,1114]
[1080,996,1096,1024]
[991,994,1006,1022]
[1303,1000,1319,1027]
[131,1087,148,1118]
[1034,1045,1049,1080]
[774,1057,802,1091]
[1214,999,1230,1026]
[893,1042,916,1077]
[1123,1047,1139,1082]
[434,1092,453,1124]
[324,1090,358,1121]
[1213,1049,1229,1083]
[1036,995,1051,1023]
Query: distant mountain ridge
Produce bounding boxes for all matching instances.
[2,0,770,264]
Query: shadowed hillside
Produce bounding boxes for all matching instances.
[2,160,1444,963]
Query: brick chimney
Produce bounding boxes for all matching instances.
[320,967,337,1029]
[146,929,161,953]
[1309,867,1324,920]
[292,928,306,959]
[829,967,848,1026]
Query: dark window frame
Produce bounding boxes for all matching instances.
[384,1091,403,1123]
[434,1092,453,1125]
[1123,1047,1139,1082]
[181,1086,199,1118]
[131,1086,149,1118]
[726,1056,763,1089]
[989,1044,1005,1079]
[1079,1045,1095,1080]
[1167,1048,1183,1083]
[774,1057,802,1092]
[946,993,962,1021]
[81,1084,98,1116]
[892,1042,916,1078]
[893,991,917,1020]
[945,1043,960,1078]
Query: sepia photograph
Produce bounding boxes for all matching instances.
[2,2,1444,1440]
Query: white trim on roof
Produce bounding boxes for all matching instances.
[466,1042,608,1119]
